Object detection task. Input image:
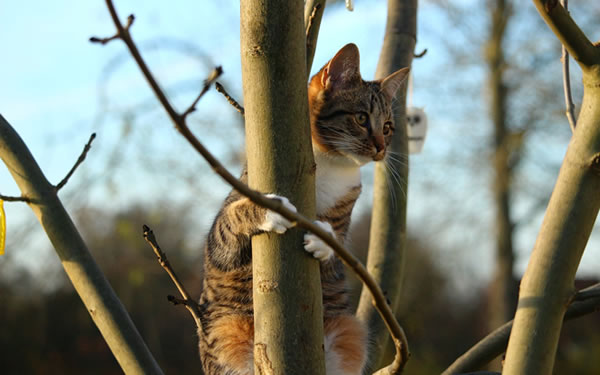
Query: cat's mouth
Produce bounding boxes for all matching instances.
[373,151,385,162]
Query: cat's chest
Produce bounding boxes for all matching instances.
[315,164,361,214]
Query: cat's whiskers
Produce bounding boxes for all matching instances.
[383,155,407,201]
[385,151,409,168]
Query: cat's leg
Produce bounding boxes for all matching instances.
[206,193,296,269]
[324,315,368,375]
[207,314,255,375]
[303,220,336,261]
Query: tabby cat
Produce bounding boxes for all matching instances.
[198,43,409,375]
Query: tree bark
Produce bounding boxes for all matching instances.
[0,115,163,375]
[239,1,325,374]
[503,2,600,373]
[355,0,416,370]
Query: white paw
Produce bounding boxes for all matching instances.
[304,221,335,262]
[257,194,297,234]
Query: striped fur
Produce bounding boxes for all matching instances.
[198,43,408,374]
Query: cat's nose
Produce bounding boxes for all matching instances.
[373,135,385,160]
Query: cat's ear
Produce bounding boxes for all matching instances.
[380,67,410,98]
[321,43,361,89]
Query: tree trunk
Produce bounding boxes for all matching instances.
[504,2,600,373]
[355,0,416,370]
[484,0,517,352]
[239,1,326,374]
[0,115,163,375]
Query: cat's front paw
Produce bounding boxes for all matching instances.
[258,194,297,234]
[303,221,335,262]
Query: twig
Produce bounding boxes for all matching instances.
[414,48,428,58]
[560,0,577,132]
[0,193,30,202]
[89,14,135,44]
[215,82,245,115]
[97,2,409,372]
[181,66,223,120]
[142,224,202,329]
[442,282,600,374]
[55,133,96,192]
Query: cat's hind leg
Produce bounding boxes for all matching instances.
[324,314,367,375]
[207,314,254,375]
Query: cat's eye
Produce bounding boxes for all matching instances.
[383,122,393,135]
[354,112,368,126]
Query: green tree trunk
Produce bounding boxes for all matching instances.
[239,1,325,374]
[0,115,163,375]
[504,2,600,373]
[355,0,416,370]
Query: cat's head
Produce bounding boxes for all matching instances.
[308,43,409,165]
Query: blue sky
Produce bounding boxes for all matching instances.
[1,0,598,291]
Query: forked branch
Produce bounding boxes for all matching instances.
[1,132,96,202]
[94,1,409,372]
[142,224,202,329]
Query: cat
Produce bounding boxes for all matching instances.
[197,43,409,375]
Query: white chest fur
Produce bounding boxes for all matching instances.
[314,151,362,214]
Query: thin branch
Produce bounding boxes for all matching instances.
[532,0,600,67]
[55,133,96,191]
[0,193,30,202]
[97,3,409,372]
[89,14,135,44]
[142,224,202,329]
[215,82,245,115]
[560,0,576,132]
[442,282,600,374]
[414,48,428,58]
[181,66,223,120]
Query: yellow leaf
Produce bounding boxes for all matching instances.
[0,200,5,255]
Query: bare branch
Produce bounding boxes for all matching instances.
[0,193,30,203]
[90,14,135,45]
[55,133,96,192]
[142,224,202,329]
[181,66,223,120]
[215,82,245,116]
[560,0,577,132]
[414,48,428,58]
[97,2,409,371]
[442,283,600,374]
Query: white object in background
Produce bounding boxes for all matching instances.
[406,106,428,154]
[345,0,354,11]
